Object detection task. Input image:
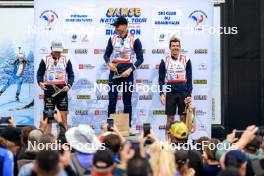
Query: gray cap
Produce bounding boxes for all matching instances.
[51,41,63,52]
[28,129,43,143]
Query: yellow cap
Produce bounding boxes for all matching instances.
[169,122,188,139]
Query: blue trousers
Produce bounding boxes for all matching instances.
[1,75,23,95]
[108,71,133,126]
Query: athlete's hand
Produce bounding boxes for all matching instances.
[184,97,192,105]
[39,82,47,90]
[108,63,117,72]
[62,86,69,92]
[160,94,166,105]
[121,68,133,77]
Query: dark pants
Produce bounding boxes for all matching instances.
[108,71,133,127]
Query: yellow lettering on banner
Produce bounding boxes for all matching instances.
[107,8,114,17]
[135,8,141,17]
[113,8,120,16]
[121,8,128,16]
[128,8,134,17]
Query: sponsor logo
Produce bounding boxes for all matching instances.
[75,49,88,54]
[152,110,165,115]
[106,8,141,17]
[71,34,89,43]
[181,49,188,54]
[39,10,58,30]
[94,49,106,54]
[159,125,167,130]
[194,49,208,54]
[193,95,207,100]
[97,95,109,100]
[79,64,95,70]
[94,110,108,116]
[189,10,208,30]
[193,80,207,84]
[136,125,142,131]
[136,80,152,84]
[76,95,91,99]
[100,8,147,24]
[100,63,109,71]
[196,109,207,116]
[72,78,94,90]
[65,14,93,23]
[97,95,122,100]
[62,49,69,54]
[139,95,152,100]
[106,29,141,35]
[96,80,108,84]
[152,48,165,54]
[138,109,148,117]
[138,64,149,69]
[75,110,89,115]
[39,47,49,54]
[198,63,208,70]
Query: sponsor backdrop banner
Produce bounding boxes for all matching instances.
[0,8,34,125]
[34,0,213,140]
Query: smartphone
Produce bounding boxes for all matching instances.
[43,110,56,124]
[143,123,151,137]
[235,130,244,138]
[131,141,140,156]
[0,117,10,124]
[107,118,114,131]
[256,127,264,137]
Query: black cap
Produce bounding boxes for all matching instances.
[111,16,128,26]
[93,148,114,173]
[175,150,188,165]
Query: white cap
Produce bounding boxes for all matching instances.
[51,41,63,52]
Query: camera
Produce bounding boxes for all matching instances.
[107,118,114,131]
[235,127,264,138]
[0,117,11,124]
[43,109,56,124]
[131,141,140,156]
[143,123,151,137]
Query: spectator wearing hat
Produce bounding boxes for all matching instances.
[224,150,247,176]
[0,47,30,101]
[169,122,204,176]
[174,150,195,176]
[92,148,115,176]
[37,41,74,130]
[104,16,144,127]
[169,121,189,144]
[65,125,101,175]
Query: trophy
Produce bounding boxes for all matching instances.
[112,63,123,79]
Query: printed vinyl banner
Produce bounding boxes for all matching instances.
[0,8,34,125]
[34,0,213,140]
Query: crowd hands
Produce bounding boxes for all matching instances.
[1,115,264,176]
